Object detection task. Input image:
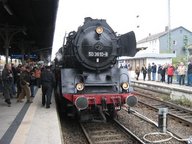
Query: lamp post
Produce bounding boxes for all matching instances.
[168,0,171,53]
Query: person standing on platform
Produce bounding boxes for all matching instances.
[187,60,192,86]
[141,64,147,81]
[17,66,32,103]
[147,63,152,81]
[135,65,140,80]
[34,67,41,88]
[124,63,128,69]
[177,62,186,85]
[30,68,36,98]
[2,64,13,107]
[40,66,55,108]
[151,62,157,81]
[161,64,166,82]
[167,64,174,84]
[11,63,17,96]
[16,65,22,98]
[157,64,162,81]
[119,63,123,68]
[127,63,132,71]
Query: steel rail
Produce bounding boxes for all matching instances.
[79,117,145,144]
[135,91,192,127]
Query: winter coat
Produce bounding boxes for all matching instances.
[142,66,147,74]
[167,66,174,76]
[177,65,186,75]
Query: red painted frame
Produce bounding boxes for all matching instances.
[63,93,134,105]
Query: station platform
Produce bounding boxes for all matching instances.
[131,79,192,101]
[131,79,192,91]
[0,88,62,144]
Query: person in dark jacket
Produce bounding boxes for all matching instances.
[187,60,192,86]
[147,63,152,81]
[11,63,17,96]
[119,63,123,68]
[141,64,147,81]
[2,64,13,106]
[151,62,157,81]
[160,65,166,82]
[40,66,55,108]
[30,68,37,98]
[157,64,162,81]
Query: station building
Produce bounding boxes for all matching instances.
[137,26,192,57]
[118,26,192,80]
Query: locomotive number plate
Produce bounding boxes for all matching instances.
[88,52,108,57]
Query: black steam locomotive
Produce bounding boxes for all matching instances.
[55,17,137,121]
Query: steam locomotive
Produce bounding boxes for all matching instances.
[55,17,137,121]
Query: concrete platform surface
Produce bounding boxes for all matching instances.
[0,89,62,144]
[0,94,26,141]
[132,80,192,92]
[131,80,192,101]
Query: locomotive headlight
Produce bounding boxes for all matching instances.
[76,83,84,91]
[96,26,103,34]
[121,82,129,90]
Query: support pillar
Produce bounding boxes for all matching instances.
[0,25,25,64]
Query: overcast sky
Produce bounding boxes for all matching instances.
[51,0,192,60]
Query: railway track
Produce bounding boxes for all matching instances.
[134,91,192,127]
[121,106,190,144]
[80,119,145,144]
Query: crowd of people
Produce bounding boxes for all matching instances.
[2,59,192,107]
[133,60,192,86]
[1,63,55,108]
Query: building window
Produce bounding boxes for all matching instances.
[173,40,176,45]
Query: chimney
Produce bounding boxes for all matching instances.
[165,26,169,31]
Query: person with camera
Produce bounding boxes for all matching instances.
[17,66,33,103]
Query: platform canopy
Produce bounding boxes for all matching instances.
[0,0,59,61]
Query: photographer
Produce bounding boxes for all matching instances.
[17,66,33,103]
